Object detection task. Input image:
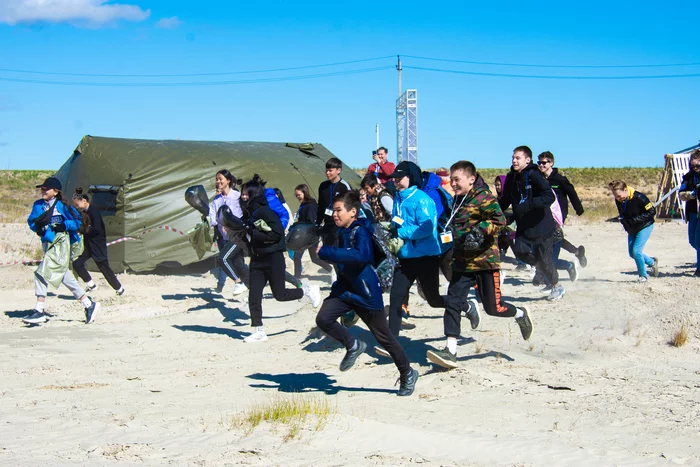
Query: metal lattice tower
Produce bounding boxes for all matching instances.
[396,89,418,164]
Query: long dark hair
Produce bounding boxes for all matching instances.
[71,187,91,234]
[295,184,315,204]
[273,188,287,204]
[240,179,266,202]
[216,169,242,189]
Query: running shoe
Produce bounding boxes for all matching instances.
[396,367,419,396]
[85,301,101,324]
[86,283,97,292]
[515,306,533,340]
[23,311,48,325]
[232,283,248,296]
[244,328,268,343]
[339,340,367,371]
[116,287,125,296]
[694,269,700,277]
[567,261,579,282]
[637,276,648,283]
[426,347,458,369]
[540,284,554,295]
[651,257,660,278]
[464,299,480,330]
[576,246,587,268]
[547,284,566,301]
[302,283,321,308]
[341,310,359,328]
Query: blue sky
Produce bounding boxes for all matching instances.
[1,0,699,171]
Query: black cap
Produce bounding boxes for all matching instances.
[390,161,411,179]
[36,177,62,191]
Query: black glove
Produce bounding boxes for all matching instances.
[51,223,66,233]
[461,227,485,252]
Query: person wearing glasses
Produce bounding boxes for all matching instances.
[679,149,700,276]
[537,151,588,278]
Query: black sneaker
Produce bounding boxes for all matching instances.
[85,283,97,292]
[116,287,125,296]
[515,306,534,341]
[576,246,587,268]
[396,367,419,396]
[426,347,458,369]
[339,340,367,372]
[23,311,48,325]
[694,269,700,277]
[567,261,579,282]
[464,299,480,330]
[85,302,101,324]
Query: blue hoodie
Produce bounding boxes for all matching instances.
[318,218,384,311]
[27,199,82,244]
[392,185,441,259]
[422,172,448,219]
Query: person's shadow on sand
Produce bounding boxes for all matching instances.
[246,372,395,394]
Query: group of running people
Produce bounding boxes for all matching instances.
[22,146,700,396]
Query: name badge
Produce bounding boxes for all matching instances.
[325,208,334,217]
[440,232,454,244]
[392,216,404,226]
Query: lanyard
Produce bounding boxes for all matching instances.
[395,188,418,216]
[327,182,337,209]
[445,194,468,228]
[518,172,529,203]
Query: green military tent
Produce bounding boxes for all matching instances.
[54,136,360,272]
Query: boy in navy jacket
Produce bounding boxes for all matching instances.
[316,191,418,396]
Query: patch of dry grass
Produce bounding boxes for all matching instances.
[224,393,335,441]
[40,382,110,390]
[669,325,689,348]
[0,170,54,223]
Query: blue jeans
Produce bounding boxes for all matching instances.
[688,212,700,269]
[627,225,654,278]
[552,241,573,271]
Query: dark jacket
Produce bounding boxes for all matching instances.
[84,204,109,262]
[296,199,318,224]
[545,168,584,222]
[242,195,286,257]
[318,218,384,311]
[316,178,352,230]
[680,170,698,217]
[615,187,655,235]
[498,163,556,241]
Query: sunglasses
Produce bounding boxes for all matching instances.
[538,160,551,165]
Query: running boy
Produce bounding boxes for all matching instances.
[315,191,419,396]
[317,158,352,250]
[427,161,533,369]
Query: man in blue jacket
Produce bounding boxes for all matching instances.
[316,190,418,396]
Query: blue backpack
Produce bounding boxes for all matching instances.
[265,188,290,229]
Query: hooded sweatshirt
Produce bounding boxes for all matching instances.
[544,168,584,222]
[498,162,556,241]
[450,178,506,272]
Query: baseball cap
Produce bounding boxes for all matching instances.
[390,161,411,179]
[36,177,62,191]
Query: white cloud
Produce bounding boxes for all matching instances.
[0,0,151,26]
[155,15,181,29]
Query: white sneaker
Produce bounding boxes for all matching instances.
[303,283,322,308]
[244,327,268,343]
[232,283,248,296]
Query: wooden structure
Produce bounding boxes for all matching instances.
[656,142,698,220]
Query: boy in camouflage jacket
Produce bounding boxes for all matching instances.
[427,161,534,370]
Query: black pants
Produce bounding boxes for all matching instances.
[413,247,452,304]
[73,249,122,291]
[248,251,304,327]
[316,297,410,375]
[512,233,559,285]
[389,255,446,337]
[218,239,250,287]
[293,242,332,278]
[444,269,516,338]
[561,237,578,255]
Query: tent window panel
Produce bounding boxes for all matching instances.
[88,185,121,216]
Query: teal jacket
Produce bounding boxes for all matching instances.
[392,185,441,259]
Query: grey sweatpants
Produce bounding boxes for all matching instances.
[35,270,86,299]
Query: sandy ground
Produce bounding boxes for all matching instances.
[1,221,699,466]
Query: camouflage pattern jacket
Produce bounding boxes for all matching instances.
[451,184,507,273]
